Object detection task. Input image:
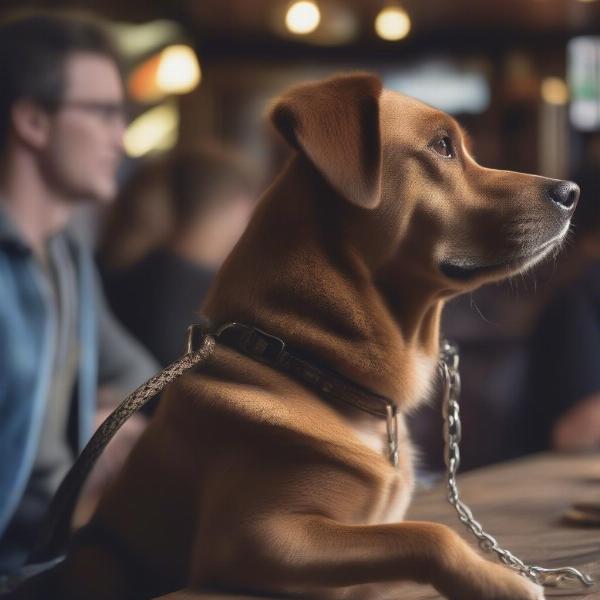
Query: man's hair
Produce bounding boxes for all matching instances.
[0,11,120,152]
[169,143,257,228]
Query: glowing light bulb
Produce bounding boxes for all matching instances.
[541,77,569,105]
[285,1,321,35]
[375,6,411,41]
[156,45,201,95]
[128,44,201,102]
[124,103,179,158]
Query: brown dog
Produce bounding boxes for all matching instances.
[15,73,578,599]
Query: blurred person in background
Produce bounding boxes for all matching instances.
[514,131,600,455]
[0,12,159,573]
[99,143,257,367]
[98,154,173,273]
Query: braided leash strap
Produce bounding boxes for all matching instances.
[28,334,215,564]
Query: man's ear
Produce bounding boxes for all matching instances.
[270,73,383,209]
[11,98,52,150]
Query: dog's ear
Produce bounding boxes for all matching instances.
[270,73,383,209]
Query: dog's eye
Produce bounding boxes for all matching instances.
[432,136,455,158]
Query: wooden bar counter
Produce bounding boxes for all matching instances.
[401,452,600,599]
[158,453,600,599]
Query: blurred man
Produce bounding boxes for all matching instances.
[0,12,158,573]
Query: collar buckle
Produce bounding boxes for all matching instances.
[216,322,286,362]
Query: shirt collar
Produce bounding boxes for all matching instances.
[0,204,33,255]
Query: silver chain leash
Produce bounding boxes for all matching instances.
[438,340,594,589]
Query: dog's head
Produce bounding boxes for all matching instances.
[270,73,578,294]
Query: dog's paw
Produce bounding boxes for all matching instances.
[487,562,545,600]
[442,558,545,600]
[509,576,545,600]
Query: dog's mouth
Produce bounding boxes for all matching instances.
[440,260,507,281]
[440,223,570,282]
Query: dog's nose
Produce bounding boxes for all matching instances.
[548,181,580,211]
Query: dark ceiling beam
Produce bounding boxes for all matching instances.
[193,27,591,62]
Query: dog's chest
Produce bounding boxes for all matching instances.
[377,419,415,523]
[351,414,415,524]
[407,351,438,407]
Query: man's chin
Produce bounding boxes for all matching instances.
[72,182,117,205]
[93,189,117,205]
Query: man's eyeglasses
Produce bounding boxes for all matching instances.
[58,100,129,124]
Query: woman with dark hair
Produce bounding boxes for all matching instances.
[100,143,257,366]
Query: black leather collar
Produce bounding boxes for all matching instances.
[188,321,397,421]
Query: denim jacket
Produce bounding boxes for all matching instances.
[0,209,98,540]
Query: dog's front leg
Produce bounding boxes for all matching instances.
[199,515,544,600]
[153,591,280,599]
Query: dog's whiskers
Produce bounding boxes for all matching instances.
[469,294,498,326]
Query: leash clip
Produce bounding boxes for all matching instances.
[531,566,594,588]
[186,323,208,353]
[386,404,399,467]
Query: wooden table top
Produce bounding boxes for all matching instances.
[158,452,600,599]
[402,452,600,599]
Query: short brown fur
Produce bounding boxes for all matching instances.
[12,73,579,600]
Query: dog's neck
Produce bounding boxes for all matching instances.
[203,155,444,410]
